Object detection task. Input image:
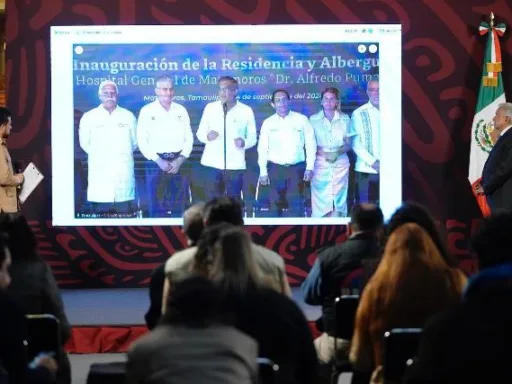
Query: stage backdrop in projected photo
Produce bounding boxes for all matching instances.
[51,24,402,226]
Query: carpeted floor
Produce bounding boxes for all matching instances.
[61,287,322,325]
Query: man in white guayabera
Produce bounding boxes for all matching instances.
[79,80,137,216]
[351,80,380,206]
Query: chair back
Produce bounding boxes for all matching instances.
[87,362,126,384]
[257,357,279,384]
[333,295,359,340]
[25,314,61,361]
[383,328,422,383]
[0,357,7,384]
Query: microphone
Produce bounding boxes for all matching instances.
[222,102,228,115]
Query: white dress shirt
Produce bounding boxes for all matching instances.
[500,125,512,137]
[79,105,137,203]
[137,100,193,161]
[350,102,380,174]
[196,101,257,170]
[257,111,317,177]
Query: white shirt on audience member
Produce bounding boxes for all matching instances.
[257,111,317,177]
[79,105,137,203]
[137,100,194,161]
[351,102,380,174]
[196,100,257,170]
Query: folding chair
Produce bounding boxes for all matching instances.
[87,362,126,384]
[383,328,422,383]
[257,357,279,384]
[25,314,61,362]
[333,295,359,340]
[330,295,360,384]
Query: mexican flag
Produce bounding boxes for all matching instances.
[468,19,507,215]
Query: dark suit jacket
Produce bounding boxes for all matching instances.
[301,232,380,335]
[7,258,71,344]
[481,127,512,211]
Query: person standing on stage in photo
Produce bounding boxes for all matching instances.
[196,76,257,203]
[0,108,23,213]
[475,102,512,212]
[257,89,316,217]
[310,87,356,217]
[351,79,380,205]
[138,75,194,218]
[78,81,137,215]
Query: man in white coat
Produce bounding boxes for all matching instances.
[79,80,137,215]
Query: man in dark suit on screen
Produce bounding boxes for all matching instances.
[476,102,512,212]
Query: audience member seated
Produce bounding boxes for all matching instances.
[0,213,71,384]
[385,201,460,268]
[469,210,512,271]
[162,197,291,312]
[301,203,384,365]
[127,276,258,384]
[403,211,512,384]
[349,223,467,383]
[192,225,318,384]
[145,203,205,329]
[0,233,58,383]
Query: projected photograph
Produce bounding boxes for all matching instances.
[51,25,401,226]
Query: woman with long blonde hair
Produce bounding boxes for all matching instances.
[349,223,467,379]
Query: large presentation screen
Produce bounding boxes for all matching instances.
[51,24,402,226]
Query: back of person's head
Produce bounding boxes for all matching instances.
[209,227,260,294]
[371,223,461,313]
[386,201,458,267]
[203,197,244,227]
[350,203,384,233]
[463,263,512,302]
[0,107,11,126]
[0,213,38,262]
[193,222,235,275]
[162,276,223,327]
[182,203,205,246]
[470,210,512,270]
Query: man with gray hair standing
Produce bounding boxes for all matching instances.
[476,102,512,212]
[79,80,137,215]
[351,80,380,206]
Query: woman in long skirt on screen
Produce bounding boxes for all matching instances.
[310,87,356,217]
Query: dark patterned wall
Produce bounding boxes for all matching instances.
[5,0,512,287]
